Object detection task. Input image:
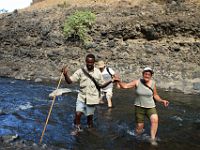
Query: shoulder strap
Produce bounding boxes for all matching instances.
[140,79,156,102]
[140,79,154,93]
[106,67,113,78]
[81,68,101,96]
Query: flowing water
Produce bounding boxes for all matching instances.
[0,77,200,150]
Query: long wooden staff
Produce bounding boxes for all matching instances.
[39,72,63,144]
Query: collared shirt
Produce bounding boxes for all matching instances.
[70,67,104,105]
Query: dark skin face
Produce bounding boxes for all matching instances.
[86,57,95,71]
[99,67,105,72]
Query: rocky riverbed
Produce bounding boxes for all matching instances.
[0,0,200,94]
[0,134,67,150]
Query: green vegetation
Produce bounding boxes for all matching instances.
[63,11,96,44]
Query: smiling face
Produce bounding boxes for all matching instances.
[86,57,95,71]
[142,71,153,82]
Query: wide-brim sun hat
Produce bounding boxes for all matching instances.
[97,60,105,68]
[143,67,154,74]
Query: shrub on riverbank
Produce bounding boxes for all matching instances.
[63,11,96,44]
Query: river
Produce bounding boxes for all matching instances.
[0,77,199,150]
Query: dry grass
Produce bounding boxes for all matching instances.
[186,0,200,4]
[23,0,200,11]
[26,0,147,11]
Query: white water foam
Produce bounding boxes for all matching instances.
[49,88,79,98]
[127,129,137,136]
[17,102,33,110]
[127,129,145,137]
[171,115,183,122]
[127,129,161,143]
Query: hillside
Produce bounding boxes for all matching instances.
[0,0,200,94]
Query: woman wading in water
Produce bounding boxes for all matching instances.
[116,67,169,146]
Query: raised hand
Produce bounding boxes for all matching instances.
[62,66,68,75]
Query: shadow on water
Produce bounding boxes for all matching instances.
[0,77,200,149]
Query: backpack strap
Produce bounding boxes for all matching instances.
[106,67,113,78]
[81,68,101,97]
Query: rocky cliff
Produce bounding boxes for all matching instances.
[0,0,200,94]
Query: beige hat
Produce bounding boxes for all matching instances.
[97,60,105,68]
[143,67,154,74]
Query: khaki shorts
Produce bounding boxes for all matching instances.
[76,100,96,116]
[135,106,157,123]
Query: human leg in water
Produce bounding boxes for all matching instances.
[149,114,158,146]
[99,91,105,104]
[71,111,83,135]
[87,115,94,128]
[106,91,113,108]
[107,98,112,108]
[135,123,145,135]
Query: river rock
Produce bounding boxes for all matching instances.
[34,78,42,82]
[1,134,19,143]
[193,82,200,90]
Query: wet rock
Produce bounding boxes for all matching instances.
[0,109,6,115]
[32,143,38,147]
[34,78,42,82]
[193,82,200,90]
[171,116,183,122]
[1,134,19,143]
[42,144,47,149]
[0,66,13,76]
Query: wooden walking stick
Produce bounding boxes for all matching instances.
[39,72,63,144]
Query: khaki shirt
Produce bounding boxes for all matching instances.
[70,67,104,105]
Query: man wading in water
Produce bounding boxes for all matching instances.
[62,54,115,135]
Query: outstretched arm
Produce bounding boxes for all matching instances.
[153,84,169,107]
[117,80,137,89]
[99,74,118,88]
[116,75,138,89]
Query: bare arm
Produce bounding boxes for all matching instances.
[153,84,169,107]
[62,67,73,84]
[99,74,118,88]
[117,79,138,89]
